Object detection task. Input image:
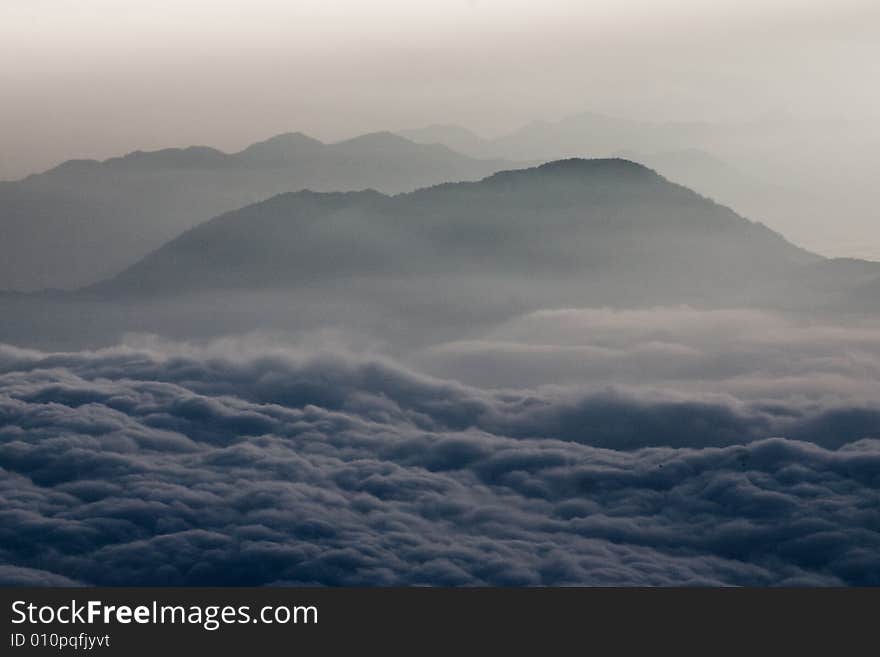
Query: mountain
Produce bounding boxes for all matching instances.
[398,111,860,163]
[8,158,880,351]
[0,132,511,291]
[94,159,820,307]
[398,123,790,211]
[397,112,722,160]
[398,114,872,256]
[397,124,489,158]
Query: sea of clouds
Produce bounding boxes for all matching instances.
[1,307,879,586]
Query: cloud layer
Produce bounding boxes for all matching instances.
[416,307,880,399]
[1,337,878,586]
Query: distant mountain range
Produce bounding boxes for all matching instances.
[400,121,779,203]
[398,112,874,258]
[0,132,510,291]
[398,112,788,161]
[5,158,880,351]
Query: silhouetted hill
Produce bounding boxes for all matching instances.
[8,159,880,351]
[400,112,809,162]
[235,132,325,165]
[397,124,489,157]
[398,113,874,259]
[94,159,820,307]
[0,132,511,291]
[399,112,710,160]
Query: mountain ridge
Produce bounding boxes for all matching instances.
[89,158,822,305]
[396,111,877,262]
[0,131,513,291]
[25,131,479,181]
[5,158,880,351]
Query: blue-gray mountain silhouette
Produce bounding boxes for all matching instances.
[4,158,880,351]
[94,158,821,305]
[399,112,861,258]
[0,132,510,291]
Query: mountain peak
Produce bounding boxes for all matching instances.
[328,131,474,161]
[484,158,659,186]
[38,145,229,178]
[111,146,228,170]
[236,132,325,163]
[536,157,654,174]
[332,131,420,149]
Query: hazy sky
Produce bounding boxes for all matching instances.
[2,0,878,179]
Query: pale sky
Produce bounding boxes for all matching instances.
[2,0,878,179]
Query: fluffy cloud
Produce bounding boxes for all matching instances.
[414,307,880,401]
[1,337,878,586]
